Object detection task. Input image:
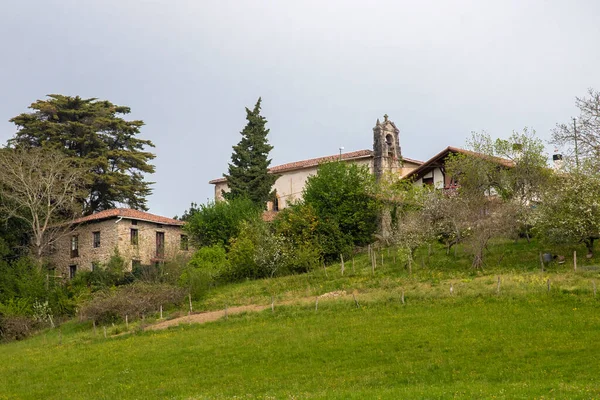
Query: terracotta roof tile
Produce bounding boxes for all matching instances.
[72,208,184,226]
[209,150,423,184]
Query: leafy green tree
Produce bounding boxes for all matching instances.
[183,198,260,248]
[223,98,278,207]
[534,168,600,255]
[9,95,155,214]
[303,161,379,258]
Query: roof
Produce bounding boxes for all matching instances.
[71,208,184,226]
[209,150,424,184]
[403,146,515,181]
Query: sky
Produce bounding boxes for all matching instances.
[1,0,599,218]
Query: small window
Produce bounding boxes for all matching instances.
[180,235,189,251]
[423,177,434,186]
[92,231,101,248]
[156,223,164,229]
[130,229,139,246]
[131,220,138,225]
[70,235,79,258]
[69,265,77,279]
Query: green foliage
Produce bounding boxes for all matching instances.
[223,98,278,207]
[181,245,230,299]
[302,161,379,259]
[183,197,261,248]
[534,170,600,254]
[8,95,156,214]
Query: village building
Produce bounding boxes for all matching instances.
[45,208,191,278]
[209,115,424,209]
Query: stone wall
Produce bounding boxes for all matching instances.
[45,217,191,277]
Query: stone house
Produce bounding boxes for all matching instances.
[45,208,191,278]
[210,115,423,210]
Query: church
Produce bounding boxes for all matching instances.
[209,115,472,210]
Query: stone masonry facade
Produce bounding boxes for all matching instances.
[45,209,192,278]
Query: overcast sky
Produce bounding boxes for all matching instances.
[1,0,599,217]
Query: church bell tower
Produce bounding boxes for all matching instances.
[373,114,402,181]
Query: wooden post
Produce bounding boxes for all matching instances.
[401,289,405,305]
[340,254,345,276]
[368,244,371,259]
[322,260,328,277]
[93,320,97,336]
[188,294,193,314]
[352,257,355,273]
[58,328,62,345]
[450,283,454,295]
[381,253,384,268]
[540,252,544,272]
[48,314,55,329]
[547,278,551,292]
[315,296,319,311]
[125,315,129,330]
[371,255,375,276]
[574,250,577,271]
[160,305,163,319]
[496,276,501,294]
[224,304,228,320]
[271,296,274,313]
[353,294,360,308]
[593,280,597,297]
[103,326,107,339]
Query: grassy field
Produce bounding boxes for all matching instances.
[2,239,600,399]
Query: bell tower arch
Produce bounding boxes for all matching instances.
[373,114,402,181]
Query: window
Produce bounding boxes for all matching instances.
[130,229,139,246]
[132,220,138,226]
[156,232,165,258]
[92,231,101,248]
[423,177,434,186]
[156,223,164,229]
[70,235,79,258]
[180,235,189,251]
[69,265,77,279]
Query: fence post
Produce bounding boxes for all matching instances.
[401,289,405,305]
[547,279,551,293]
[574,251,577,271]
[540,252,544,272]
[340,254,345,276]
[593,281,597,297]
[271,296,274,313]
[353,294,360,308]
[315,296,319,312]
[496,276,501,294]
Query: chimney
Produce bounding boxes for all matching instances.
[553,154,563,171]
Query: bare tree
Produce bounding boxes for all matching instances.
[552,88,600,167]
[0,148,84,264]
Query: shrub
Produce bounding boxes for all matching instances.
[79,283,186,324]
[183,198,261,248]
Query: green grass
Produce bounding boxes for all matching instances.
[2,295,600,399]
[3,238,600,399]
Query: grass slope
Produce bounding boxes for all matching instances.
[2,295,600,399]
[2,239,600,399]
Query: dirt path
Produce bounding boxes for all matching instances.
[146,290,350,331]
[147,304,269,331]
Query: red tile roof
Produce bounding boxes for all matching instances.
[72,208,184,226]
[209,150,423,184]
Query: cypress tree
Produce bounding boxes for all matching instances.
[223,98,277,207]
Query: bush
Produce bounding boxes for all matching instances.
[181,245,230,299]
[79,283,186,324]
[183,198,261,248]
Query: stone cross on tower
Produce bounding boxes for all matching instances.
[372,114,402,182]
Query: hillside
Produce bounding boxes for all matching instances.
[2,240,600,399]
